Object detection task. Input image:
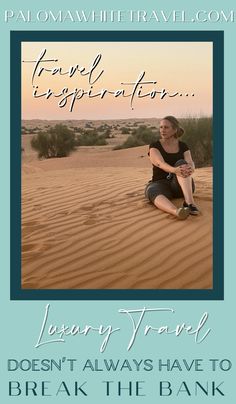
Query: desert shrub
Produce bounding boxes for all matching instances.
[132,125,158,143]
[31,124,76,159]
[93,125,111,138]
[180,117,212,167]
[76,131,108,146]
[29,126,41,134]
[97,124,110,130]
[114,136,143,149]
[101,127,111,139]
[102,128,111,138]
[21,127,32,135]
[73,126,84,134]
[95,136,108,145]
[121,127,130,134]
[114,125,158,150]
[85,122,93,128]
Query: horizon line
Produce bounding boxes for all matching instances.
[22,115,213,122]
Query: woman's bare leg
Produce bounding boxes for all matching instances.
[176,175,195,205]
[154,195,179,216]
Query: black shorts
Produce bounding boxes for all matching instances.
[145,175,195,203]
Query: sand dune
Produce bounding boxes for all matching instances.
[21,146,212,290]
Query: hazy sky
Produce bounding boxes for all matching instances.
[22,41,212,120]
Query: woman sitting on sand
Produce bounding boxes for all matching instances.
[145,115,200,220]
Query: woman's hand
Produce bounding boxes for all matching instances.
[175,164,193,177]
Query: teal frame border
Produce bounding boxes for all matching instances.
[10,30,224,300]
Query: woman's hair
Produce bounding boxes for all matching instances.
[162,115,184,138]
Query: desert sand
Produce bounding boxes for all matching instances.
[21,138,212,290]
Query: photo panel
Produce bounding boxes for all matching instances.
[11,31,223,300]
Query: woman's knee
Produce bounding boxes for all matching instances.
[174,159,187,167]
[145,183,158,203]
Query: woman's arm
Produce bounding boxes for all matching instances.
[183,150,195,172]
[149,148,177,174]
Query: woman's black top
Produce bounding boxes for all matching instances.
[149,140,189,181]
